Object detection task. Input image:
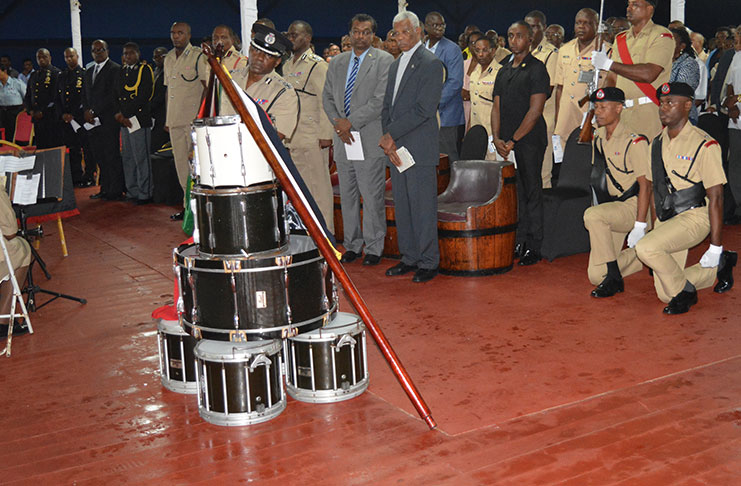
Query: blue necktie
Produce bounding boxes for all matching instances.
[344,56,359,116]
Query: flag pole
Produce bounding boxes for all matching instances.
[200,44,437,430]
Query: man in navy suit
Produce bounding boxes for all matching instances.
[83,39,125,200]
[424,11,465,163]
[380,11,444,283]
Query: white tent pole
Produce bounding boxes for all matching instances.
[70,0,83,64]
[670,0,685,23]
[240,0,258,56]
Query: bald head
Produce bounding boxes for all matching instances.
[36,48,51,69]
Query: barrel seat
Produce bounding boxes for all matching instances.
[437,160,517,276]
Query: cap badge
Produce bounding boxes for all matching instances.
[265,33,275,45]
[596,89,605,100]
[661,83,670,94]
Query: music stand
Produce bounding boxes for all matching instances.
[0,234,33,358]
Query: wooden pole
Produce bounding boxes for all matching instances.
[200,44,436,429]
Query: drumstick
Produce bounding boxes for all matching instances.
[200,43,437,430]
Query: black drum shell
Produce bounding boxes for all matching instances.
[162,331,198,383]
[291,336,366,391]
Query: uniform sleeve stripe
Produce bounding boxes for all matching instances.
[632,136,648,143]
[704,140,719,148]
[660,33,674,38]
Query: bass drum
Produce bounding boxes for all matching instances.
[156,319,198,394]
[191,115,274,188]
[175,234,338,342]
[192,184,288,257]
[195,339,285,426]
[286,312,368,403]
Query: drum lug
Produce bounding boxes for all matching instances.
[229,330,247,342]
[237,126,248,185]
[240,200,249,249]
[205,131,216,183]
[191,199,200,244]
[336,334,357,349]
[281,327,298,339]
[250,353,272,371]
[175,266,184,314]
[320,261,329,311]
[206,201,215,250]
[223,260,242,273]
[187,270,198,323]
[190,130,200,179]
[192,326,202,339]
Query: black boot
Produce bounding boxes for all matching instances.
[663,289,698,315]
[714,250,737,293]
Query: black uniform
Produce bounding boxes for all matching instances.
[56,65,94,185]
[23,65,62,148]
[149,65,168,153]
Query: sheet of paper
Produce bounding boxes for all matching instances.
[127,115,141,133]
[395,146,416,173]
[344,131,364,160]
[13,174,41,205]
[0,154,35,172]
[84,117,101,131]
[70,119,81,133]
[552,134,564,164]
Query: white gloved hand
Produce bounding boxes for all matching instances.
[627,221,647,248]
[700,244,723,268]
[591,50,614,72]
[488,135,496,154]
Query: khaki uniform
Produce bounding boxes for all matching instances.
[636,123,727,302]
[583,121,650,285]
[163,43,208,192]
[0,190,30,281]
[244,70,299,142]
[205,46,249,116]
[494,46,512,64]
[610,21,674,139]
[532,39,558,188]
[469,60,500,160]
[283,51,335,232]
[554,38,611,140]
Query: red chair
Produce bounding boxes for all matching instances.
[12,111,34,146]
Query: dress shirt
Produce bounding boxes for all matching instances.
[425,39,439,54]
[393,41,422,104]
[18,71,33,85]
[0,76,26,106]
[346,48,370,86]
[92,58,109,81]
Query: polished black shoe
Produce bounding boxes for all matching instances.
[412,267,438,283]
[663,290,698,315]
[362,254,381,266]
[590,277,624,298]
[514,243,525,260]
[89,192,105,199]
[170,211,184,221]
[340,250,360,263]
[714,250,737,294]
[518,249,541,266]
[385,262,418,276]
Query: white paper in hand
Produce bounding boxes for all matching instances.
[70,119,82,133]
[127,115,141,133]
[344,131,363,160]
[84,117,102,131]
[395,146,416,173]
[552,134,564,163]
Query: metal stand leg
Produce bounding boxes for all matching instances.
[0,236,32,358]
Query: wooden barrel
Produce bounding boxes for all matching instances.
[438,161,517,276]
[437,153,450,195]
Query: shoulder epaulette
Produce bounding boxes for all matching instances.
[632,135,648,144]
[704,140,719,148]
[660,33,673,39]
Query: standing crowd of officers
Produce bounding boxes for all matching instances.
[0,0,738,314]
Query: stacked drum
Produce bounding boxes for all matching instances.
[155,115,369,426]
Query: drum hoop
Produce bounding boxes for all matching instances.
[182,304,337,336]
[192,182,279,196]
[176,254,325,273]
[192,115,242,127]
[194,338,283,361]
[196,242,290,260]
[157,319,188,336]
[289,322,365,342]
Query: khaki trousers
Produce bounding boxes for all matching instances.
[635,207,716,303]
[289,145,334,233]
[169,125,192,196]
[583,198,644,285]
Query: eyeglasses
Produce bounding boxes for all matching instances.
[350,29,373,37]
[426,22,445,29]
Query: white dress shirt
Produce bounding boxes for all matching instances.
[393,41,422,104]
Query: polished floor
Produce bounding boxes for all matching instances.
[1,186,740,485]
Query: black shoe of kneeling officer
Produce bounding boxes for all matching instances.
[412,267,438,283]
[518,249,541,266]
[714,250,737,294]
[170,211,184,221]
[385,262,417,277]
[363,254,381,266]
[340,250,359,263]
[590,277,624,298]
[663,289,698,315]
[514,243,525,260]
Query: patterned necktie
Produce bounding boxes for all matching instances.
[344,56,359,116]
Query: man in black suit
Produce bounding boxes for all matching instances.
[24,48,61,149]
[149,47,168,153]
[380,10,444,283]
[83,39,125,200]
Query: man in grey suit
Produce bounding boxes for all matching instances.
[324,13,394,266]
[380,11,444,283]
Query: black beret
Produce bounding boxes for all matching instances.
[590,87,626,103]
[656,82,694,100]
[251,23,292,57]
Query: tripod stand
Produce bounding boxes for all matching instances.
[17,207,86,311]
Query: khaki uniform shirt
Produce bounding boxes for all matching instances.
[532,39,558,130]
[245,70,299,142]
[647,122,726,190]
[282,51,334,148]
[593,120,650,197]
[610,21,674,138]
[469,60,500,133]
[494,46,512,64]
[0,190,30,280]
[163,43,208,128]
[554,38,611,139]
[205,46,249,115]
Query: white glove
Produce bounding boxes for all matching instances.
[700,244,723,268]
[488,135,496,154]
[591,50,614,72]
[627,221,647,248]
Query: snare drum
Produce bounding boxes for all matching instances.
[192,183,288,257]
[286,312,368,403]
[156,319,198,394]
[175,234,338,342]
[191,115,274,188]
[195,339,285,426]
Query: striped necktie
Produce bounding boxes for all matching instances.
[93,64,100,83]
[344,56,359,116]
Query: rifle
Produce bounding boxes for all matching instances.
[577,0,607,145]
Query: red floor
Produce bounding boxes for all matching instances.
[1,186,740,485]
